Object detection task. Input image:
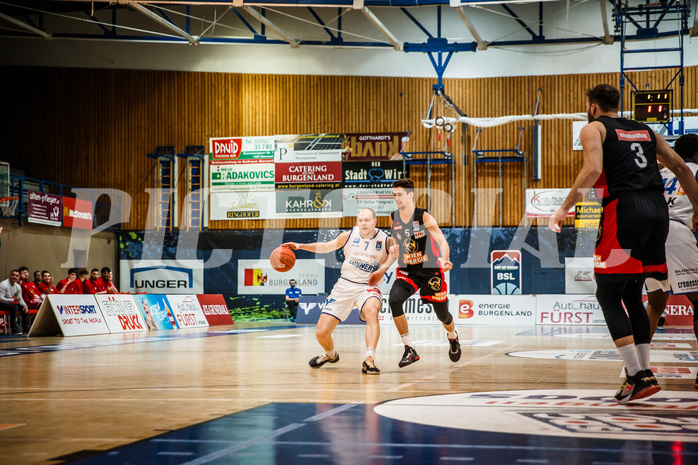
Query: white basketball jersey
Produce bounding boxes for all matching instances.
[340,227,389,284]
[661,162,698,224]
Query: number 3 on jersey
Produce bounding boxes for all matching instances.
[631,142,647,169]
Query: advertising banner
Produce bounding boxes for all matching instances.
[641,294,694,326]
[295,296,365,325]
[209,136,275,163]
[491,250,522,295]
[28,190,62,226]
[575,202,602,228]
[342,161,408,188]
[210,191,276,221]
[120,259,204,295]
[274,134,342,162]
[536,294,606,325]
[62,197,93,229]
[166,295,209,328]
[341,132,409,161]
[565,257,596,294]
[133,294,177,330]
[343,189,396,217]
[378,295,441,325]
[210,163,275,191]
[28,294,110,337]
[451,295,536,326]
[275,189,343,218]
[95,294,148,333]
[238,259,326,295]
[275,161,343,189]
[196,294,234,326]
[525,189,575,218]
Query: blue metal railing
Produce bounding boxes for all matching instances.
[5,174,122,230]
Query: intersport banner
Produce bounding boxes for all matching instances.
[29,294,110,337]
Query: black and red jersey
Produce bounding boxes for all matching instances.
[390,207,441,270]
[594,116,663,202]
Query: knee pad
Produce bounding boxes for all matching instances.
[427,299,452,325]
[389,283,413,318]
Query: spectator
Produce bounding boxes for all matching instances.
[285,279,302,322]
[97,266,119,294]
[57,268,78,294]
[73,269,89,294]
[83,268,101,294]
[18,266,42,313]
[38,271,59,295]
[0,269,30,334]
[33,271,42,287]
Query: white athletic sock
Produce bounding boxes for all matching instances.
[401,333,412,347]
[365,347,376,359]
[447,330,457,340]
[636,343,651,370]
[326,348,337,358]
[618,344,642,376]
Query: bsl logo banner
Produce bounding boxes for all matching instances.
[120,260,204,295]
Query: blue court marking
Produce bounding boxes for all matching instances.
[0,325,295,358]
[67,402,698,465]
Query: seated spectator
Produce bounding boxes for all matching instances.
[18,266,43,312]
[74,269,89,294]
[97,267,119,294]
[33,271,42,287]
[83,268,101,294]
[57,268,78,294]
[0,269,30,334]
[285,279,301,322]
[38,271,59,295]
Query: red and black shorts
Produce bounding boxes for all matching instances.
[594,191,668,283]
[395,267,448,302]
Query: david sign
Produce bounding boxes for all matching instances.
[120,260,204,294]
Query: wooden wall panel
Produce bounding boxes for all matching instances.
[2,65,696,230]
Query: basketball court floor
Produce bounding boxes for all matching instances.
[1,321,697,464]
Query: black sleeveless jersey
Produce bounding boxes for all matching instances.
[390,207,441,270]
[594,116,663,202]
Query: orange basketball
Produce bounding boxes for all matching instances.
[270,247,296,272]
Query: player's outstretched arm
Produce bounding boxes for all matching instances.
[281,231,350,254]
[549,122,604,233]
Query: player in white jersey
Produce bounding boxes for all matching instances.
[645,134,698,388]
[282,208,395,374]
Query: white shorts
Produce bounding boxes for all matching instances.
[646,220,698,294]
[322,277,382,322]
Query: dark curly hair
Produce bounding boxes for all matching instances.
[674,134,698,161]
[586,84,620,112]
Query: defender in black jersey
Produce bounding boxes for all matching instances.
[549,84,698,403]
[369,178,462,367]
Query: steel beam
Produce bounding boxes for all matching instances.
[457,6,486,50]
[362,7,401,51]
[130,2,199,44]
[244,6,299,47]
[0,11,51,39]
